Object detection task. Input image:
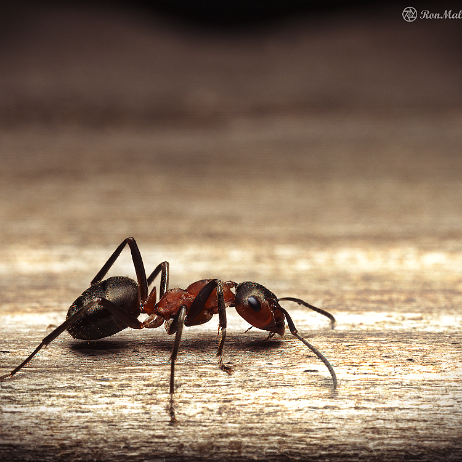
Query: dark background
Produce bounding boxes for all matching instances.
[1,1,461,127]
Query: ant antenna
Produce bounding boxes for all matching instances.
[277,306,337,390]
[279,297,336,329]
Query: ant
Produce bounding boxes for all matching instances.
[0,237,337,422]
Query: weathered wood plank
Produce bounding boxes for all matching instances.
[1,251,462,462]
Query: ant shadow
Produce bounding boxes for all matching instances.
[68,330,284,358]
[67,332,338,393]
[244,338,283,351]
[69,336,172,357]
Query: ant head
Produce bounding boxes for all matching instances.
[234,282,285,336]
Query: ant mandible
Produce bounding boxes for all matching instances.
[1,237,337,421]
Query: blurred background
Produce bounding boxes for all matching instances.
[0,0,462,283]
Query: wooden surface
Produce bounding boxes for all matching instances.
[1,4,462,462]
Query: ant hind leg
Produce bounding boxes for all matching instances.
[0,297,144,381]
[91,237,149,302]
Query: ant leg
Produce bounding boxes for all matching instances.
[216,281,233,374]
[91,298,144,330]
[279,297,336,329]
[91,237,148,302]
[184,279,218,323]
[184,279,233,375]
[147,261,169,297]
[166,305,187,423]
[0,297,142,381]
[142,261,169,315]
[262,332,276,341]
[277,306,337,390]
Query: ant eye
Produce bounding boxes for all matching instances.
[247,296,261,312]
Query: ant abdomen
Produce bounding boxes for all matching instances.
[67,276,140,340]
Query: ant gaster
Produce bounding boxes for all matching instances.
[1,237,337,421]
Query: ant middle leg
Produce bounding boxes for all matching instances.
[185,279,233,374]
[147,261,169,297]
[216,281,233,374]
[142,261,169,318]
[165,305,187,423]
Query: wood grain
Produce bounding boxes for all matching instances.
[1,238,462,461]
[1,4,462,461]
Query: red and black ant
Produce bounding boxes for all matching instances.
[0,237,337,421]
